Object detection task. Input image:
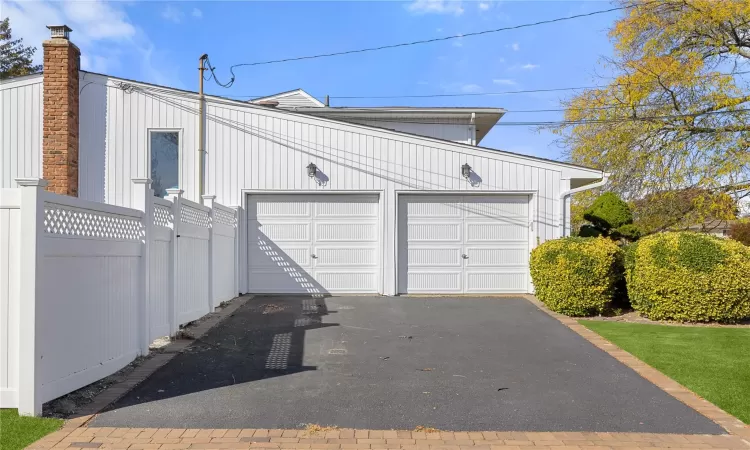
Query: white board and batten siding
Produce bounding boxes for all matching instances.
[0,76,43,189]
[58,76,601,295]
[0,72,108,202]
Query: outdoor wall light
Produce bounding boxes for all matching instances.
[461,163,472,179]
[306,163,318,178]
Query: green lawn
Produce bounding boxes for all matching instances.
[579,320,750,424]
[0,409,63,450]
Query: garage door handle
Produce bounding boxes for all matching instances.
[462,254,469,259]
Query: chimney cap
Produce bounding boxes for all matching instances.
[47,25,72,39]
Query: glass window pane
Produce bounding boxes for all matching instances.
[150,131,179,198]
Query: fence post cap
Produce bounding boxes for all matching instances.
[165,188,184,196]
[201,195,216,201]
[15,178,49,188]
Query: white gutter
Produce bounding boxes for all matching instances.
[558,172,611,237]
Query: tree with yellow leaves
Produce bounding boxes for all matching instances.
[553,0,750,234]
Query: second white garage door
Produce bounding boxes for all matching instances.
[247,194,380,294]
[398,195,530,294]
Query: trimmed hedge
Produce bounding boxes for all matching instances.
[530,237,624,316]
[626,232,750,322]
[583,192,633,230]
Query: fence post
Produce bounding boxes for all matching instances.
[202,195,216,311]
[233,207,240,297]
[165,189,183,336]
[132,179,153,354]
[15,178,47,416]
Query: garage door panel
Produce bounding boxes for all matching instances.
[463,196,529,218]
[465,247,527,267]
[466,271,527,293]
[466,223,528,242]
[253,200,311,219]
[406,199,463,218]
[315,271,377,292]
[316,222,378,242]
[316,200,378,217]
[408,247,462,267]
[249,245,311,269]
[408,223,462,242]
[314,247,378,267]
[407,271,462,292]
[257,222,311,242]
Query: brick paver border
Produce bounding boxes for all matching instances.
[523,295,750,439]
[28,427,750,450]
[25,294,750,449]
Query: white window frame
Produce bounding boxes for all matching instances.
[146,128,183,196]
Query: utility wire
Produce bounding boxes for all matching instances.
[102,80,750,128]
[206,2,653,89]
[209,69,750,100]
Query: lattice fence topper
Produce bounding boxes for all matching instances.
[213,207,236,227]
[153,203,173,228]
[44,204,144,241]
[180,203,210,228]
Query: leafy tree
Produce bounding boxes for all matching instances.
[632,188,738,234]
[552,1,750,227]
[578,192,641,241]
[1,18,42,80]
[729,221,750,245]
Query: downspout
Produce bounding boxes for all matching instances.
[558,172,611,237]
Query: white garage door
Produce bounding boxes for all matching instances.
[398,195,530,294]
[247,194,380,294]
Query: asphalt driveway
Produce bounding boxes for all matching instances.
[90,296,722,433]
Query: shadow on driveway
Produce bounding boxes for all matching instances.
[90,296,724,434]
[99,296,338,412]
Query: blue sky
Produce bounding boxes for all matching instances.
[6,0,619,161]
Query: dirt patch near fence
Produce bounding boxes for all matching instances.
[42,295,252,419]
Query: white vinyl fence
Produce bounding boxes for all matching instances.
[0,178,238,416]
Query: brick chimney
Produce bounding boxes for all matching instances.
[43,25,80,196]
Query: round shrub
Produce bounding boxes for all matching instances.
[530,237,624,316]
[583,192,633,230]
[626,232,750,322]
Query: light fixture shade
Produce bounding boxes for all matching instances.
[306,163,318,178]
[461,163,471,178]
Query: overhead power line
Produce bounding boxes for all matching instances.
[206,2,653,89]
[101,80,750,129]
[209,70,750,100]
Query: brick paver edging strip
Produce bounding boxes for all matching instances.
[26,427,750,449]
[523,295,750,439]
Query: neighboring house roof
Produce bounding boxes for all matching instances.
[250,88,325,108]
[686,219,736,233]
[249,89,505,144]
[291,106,505,145]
